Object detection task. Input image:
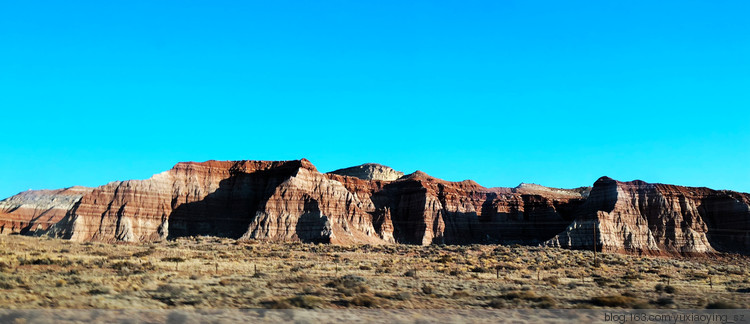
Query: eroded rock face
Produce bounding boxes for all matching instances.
[242,160,386,244]
[70,160,311,242]
[2,160,748,256]
[544,177,750,255]
[328,163,405,181]
[515,183,591,198]
[364,171,587,245]
[0,186,92,235]
[0,160,586,246]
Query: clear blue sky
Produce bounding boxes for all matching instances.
[1,0,749,198]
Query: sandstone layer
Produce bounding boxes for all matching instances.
[328,163,405,181]
[1,160,749,256]
[0,160,585,246]
[0,186,92,235]
[544,177,750,255]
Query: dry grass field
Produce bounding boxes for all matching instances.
[0,235,748,309]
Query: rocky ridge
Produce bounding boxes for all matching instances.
[544,177,750,255]
[0,186,92,235]
[1,160,749,256]
[328,163,405,181]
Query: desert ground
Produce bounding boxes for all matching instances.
[0,235,748,309]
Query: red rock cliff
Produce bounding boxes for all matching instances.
[3,161,748,256]
[41,160,584,245]
[0,186,92,235]
[544,176,750,255]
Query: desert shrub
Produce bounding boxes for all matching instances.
[262,299,292,309]
[488,298,506,308]
[359,265,372,270]
[496,262,521,271]
[302,286,325,296]
[449,269,464,277]
[689,272,709,280]
[0,261,13,272]
[110,260,154,275]
[285,295,323,309]
[622,272,643,281]
[604,257,628,266]
[609,282,628,289]
[404,269,418,277]
[87,250,109,257]
[151,284,200,306]
[375,267,392,274]
[391,292,411,301]
[421,284,434,295]
[594,277,614,287]
[590,295,637,307]
[470,266,490,273]
[275,252,292,259]
[348,294,382,307]
[376,291,411,301]
[280,275,311,284]
[0,279,15,289]
[663,285,677,294]
[160,257,185,270]
[435,255,453,264]
[65,275,85,285]
[328,274,365,288]
[451,290,471,298]
[654,297,674,306]
[706,301,740,309]
[18,256,71,266]
[502,290,538,301]
[155,284,187,296]
[327,275,368,296]
[621,291,637,298]
[132,247,156,258]
[543,276,560,285]
[536,297,557,309]
[564,270,579,279]
[88,285,113,295]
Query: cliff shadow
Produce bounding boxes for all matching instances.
[370,181,585,245]
[167,168,296,240]
[368,180,430,245]
[478,194,583,244]
[699,196,750,254]
[22,201,82,239]
[294,197,331,243]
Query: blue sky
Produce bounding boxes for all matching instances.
[1,0,749,197]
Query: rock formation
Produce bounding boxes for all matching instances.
[1,160,749,256]
[544,177,750,255]
[0,186,92,235]
[328,163,404,181]
[359,171,588,245]
[63,159,586,245]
